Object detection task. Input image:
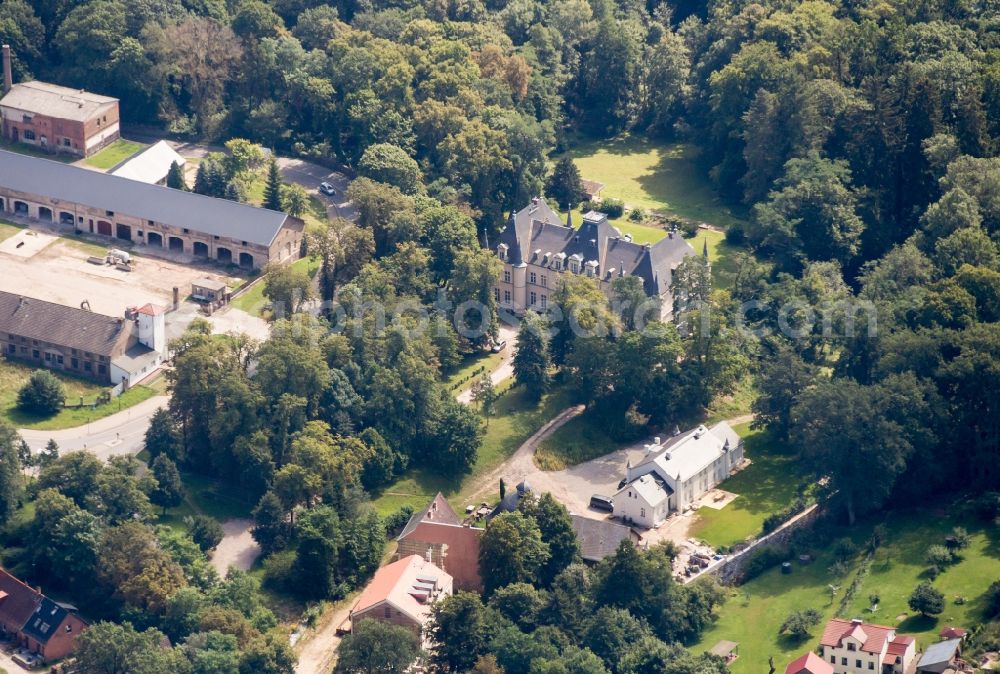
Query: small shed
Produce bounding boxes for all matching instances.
[709,640,739,665]
[581,179,605,200]
[191,278,228,303]
[918,638,963,674]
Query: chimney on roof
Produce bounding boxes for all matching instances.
[851,619,863,625]
[2,45,12,95]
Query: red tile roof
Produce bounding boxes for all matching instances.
[820,619,897,654]
[785,652,834,674]
[0,568,42,634]
[940,627,967,639]
[884,638,913,665]
[136,304,165,316]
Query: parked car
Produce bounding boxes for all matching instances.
[319,181,336,196]
[590,494,614,512]
[491,340,507,353]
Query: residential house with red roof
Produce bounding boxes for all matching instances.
[786,651,836,674]
[396,493,483,591]
[0,568,86,662]
[820,619,917,674]
[349,555,452,639]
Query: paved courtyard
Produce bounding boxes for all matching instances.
[0,221,242,317]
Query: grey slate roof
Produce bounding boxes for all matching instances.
[918,639,961,668]
[0,290,129,356]
[569,515,640,562]
[0,150,290,247]
[398,493,461,540]
[20,596,69,645]
[498,199,695,297]
[0,81,117,122]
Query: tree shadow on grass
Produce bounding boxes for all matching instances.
[897,614,938,633]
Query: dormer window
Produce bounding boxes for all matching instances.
[498,243,508,261]
[585,260,598,277]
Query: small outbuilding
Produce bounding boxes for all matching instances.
[191,278,228,304]
[917,638,963,674]
[709,640,740,666]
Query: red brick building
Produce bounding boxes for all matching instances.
[1,45,120,157]
[0,568,87,663]
[395,493,484,591]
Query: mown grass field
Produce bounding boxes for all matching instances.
[694,511,1000,674]
[371,386,573,517]
[446,350,505,391]
[566,135,747,227]
[534,409,620,471]
[690,423,815,548]
[83,139,147,170]
[0,358,157,430]
[246,175,330,233]
[230,255,321,316]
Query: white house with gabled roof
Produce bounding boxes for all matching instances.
[612,421,744,528]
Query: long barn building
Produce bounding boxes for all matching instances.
[0,149,303,269]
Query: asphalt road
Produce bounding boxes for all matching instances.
[18,395,169,461]
[276,157,357,222]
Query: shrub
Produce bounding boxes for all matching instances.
[601,198,625,218]
[384,505,415,537]
[628,208,645,222]
[828,560,850,578]
[743,545,789,582]
[725,225,745,245]
[17,370,65,416]
[985,580,1000,618]
[947,527,970,550]
[779,608,822,639]
[968,492,1000,521]
[186,515,225,552]
[833,537,859,562]
[261,550,297,592]
[908,581,945,617]
[680,219,700,238]
[925,544,954,573]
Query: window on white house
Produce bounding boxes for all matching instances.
[504,290,511,304]
[540,295,547,309]
[540,275,547,287]
[529,272,536,284]
[503,270,511,283]
[530,291,536,306]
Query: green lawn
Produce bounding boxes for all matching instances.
[0,219,24,243]
[246,175,329,233]
[83,139,147,170]
[230,255,320,316]
[611,219,668,244]
[534,409,620,471]
[690,423,815,549]
[0,358,157,430]
[694,511,1000,674]
[566,135,747,227]
[446,350,505,391]
[371,386,574,517]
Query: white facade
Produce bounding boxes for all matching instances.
[821,620,917,674]
[615,422,744,527]
[613,474,670,528]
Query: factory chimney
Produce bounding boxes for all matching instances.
[2,45,12,95]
